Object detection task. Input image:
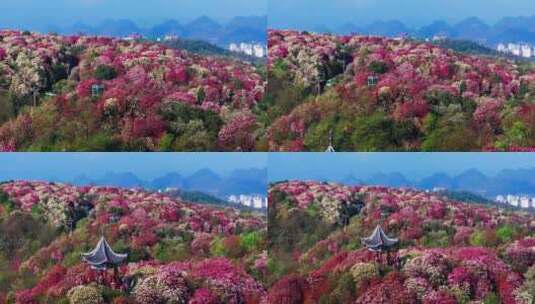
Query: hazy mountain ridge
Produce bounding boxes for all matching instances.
[37,15,267,47]
[305,15,535,46]
[66,168,267,198]
[319,167,535,198]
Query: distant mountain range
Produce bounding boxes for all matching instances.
[334,167,535,198]
[306,15,535,46]
[37,16,267,47]
[67,168,267,199]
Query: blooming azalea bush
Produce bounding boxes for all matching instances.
[266,29,535,151]
[67,285,104,304]
[0,30,265,151]
[0,181,266,303]
[268,181,535,304]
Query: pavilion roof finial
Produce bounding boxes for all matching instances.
[325,129,335,152]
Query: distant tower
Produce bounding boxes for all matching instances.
[325,129,335,152]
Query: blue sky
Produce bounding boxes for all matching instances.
[268,153,535,182]
[269,0,535,29]
[0,153,267,181]
[0,0,266,28]
[4,152,535,185]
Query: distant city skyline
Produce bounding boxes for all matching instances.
[0,153,267,182]
[269,0,535,29]
[0,0,266,29]
[268,153,535,182]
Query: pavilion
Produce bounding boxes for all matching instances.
[361,225,398,252]
[82,237,127,269]
[82,237,127,284]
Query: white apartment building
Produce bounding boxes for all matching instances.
[229,42,267,58]
[496,194,535,209]
[497,42,535,58]
[228,194,268,209]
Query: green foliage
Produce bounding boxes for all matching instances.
[178,191,227,206]
[268,199,333,253]
[0,212,58,260]
[94,65,117,81]
[0,91,15,125]
[469,230,486,247]
[31,204,44,217]
[496,225,518,243]
[210,237,226,257]
[422,230,451,248]
[196,87,205,103]
[432,39,499,56]
[266,253,295,286]
[350,111,418,151]
[271,58,289,79]
[422,123,478,151]
[425,91,476,115]
[152,239,190,262]
[368,60,389,74]
[158,103,223,151]
[0,190,15,213]
[100,286,122,303]
[256,71,309,127]
[469,229,498,247]
[49,63,68,85]
[482,292,500,304]
[330,272,357,303]
[62,249,83,267]
[241,231,263,252]
[438,190,494,206]
[498,121,528,148]
[163,38,263,64]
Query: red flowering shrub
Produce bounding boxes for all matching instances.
[356,272,415,304]
[218,113,257,151]
[0,181,266,302]
[267,29,535,151]
[0,47,6,61]
[269,181,534,303]
[505,237,535,272]
[267,275,307,304]
[0,30,265,151]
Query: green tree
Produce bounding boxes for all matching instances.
[368,60,389,74]
[94,65,117,81]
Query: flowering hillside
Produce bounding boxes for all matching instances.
[0,30,265,151]
[266,30,535,151]
[268,181,535,303]
[0,181,267,303]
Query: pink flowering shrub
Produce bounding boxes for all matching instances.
[269,181,535,303]
[505,237,535,272]
[267,29,535,151]
[0,180,267,302]
[0,30,265,151]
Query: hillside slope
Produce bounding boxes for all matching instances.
[266,30,535,151]
[0,30,265,152]
[0,181,267,303]
[268,181,535,303]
